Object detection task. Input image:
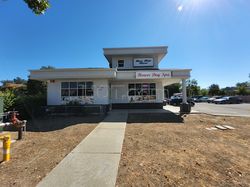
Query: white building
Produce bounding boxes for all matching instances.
[29,46,191,110]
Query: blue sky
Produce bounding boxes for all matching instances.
[0,0,249,88]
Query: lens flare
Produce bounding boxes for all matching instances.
[178,5,183,12]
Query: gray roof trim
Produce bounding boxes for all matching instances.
[29,68,116,73]
[103,46,168,64]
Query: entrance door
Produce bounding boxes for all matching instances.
[111,84,127,104]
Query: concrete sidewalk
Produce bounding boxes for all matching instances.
[37,111,127,187]
[164,105,198,113]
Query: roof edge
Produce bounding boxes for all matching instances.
[29,68,116,73]
[103,46,168,51]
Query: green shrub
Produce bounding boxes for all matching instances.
[14,94,47,119]
[66,100,81,106]
[0,89,16,111]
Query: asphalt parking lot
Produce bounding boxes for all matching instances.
[193,103,250,117]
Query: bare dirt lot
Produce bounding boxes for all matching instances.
[117,114,250,187]
[0,116,103,187]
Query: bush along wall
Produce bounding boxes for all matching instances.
[14,94,47,119]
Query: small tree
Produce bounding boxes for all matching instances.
[0,89,16,111]
[164,83,181,98]
[186,79,200,97]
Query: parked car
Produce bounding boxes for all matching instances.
[169,96,195,106]
[196,96,209,102]
[207,96,222,103]
[214,96,242,104]
[191,95,203,102]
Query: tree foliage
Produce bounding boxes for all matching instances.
[14,94,46,119]
[27,79,46,95]
[208,84,220,96]
[186,79,200,96]
[1,77,27,87]
[0,66,53,117]
[200,89,208,96]
[164,83,181,98]
[24,0,50,15]
[40,65,55,70]
[236,82,248,95]
[0,89,16,111]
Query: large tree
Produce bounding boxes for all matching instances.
[24,0,50,15]
[208,84,220,96]
[200,88,208,96]
[236,82,248,95]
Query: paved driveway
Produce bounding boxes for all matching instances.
[193,103,250,117]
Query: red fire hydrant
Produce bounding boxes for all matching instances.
[10,111,26,140]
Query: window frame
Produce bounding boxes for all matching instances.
[117,60,125,68]
[61,81,94,97]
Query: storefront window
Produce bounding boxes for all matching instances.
[61,89,69,97]
[61,82,94,97]
[128,84,135,96]
[61,82,69,96]
[128,83,156,96]
[61,82,69,89]
[78,82,85,96]
[150,83,156,96]
[136,84,142,95]
[128,83,156,102]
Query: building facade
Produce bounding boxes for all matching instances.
[29,46,191,109]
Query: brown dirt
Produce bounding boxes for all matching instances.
[117,114,250,187]
[0,116,102,187]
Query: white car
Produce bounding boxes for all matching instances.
[207,96,222,103]
[197,96,209,102]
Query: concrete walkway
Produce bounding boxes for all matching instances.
[37,111,128,187]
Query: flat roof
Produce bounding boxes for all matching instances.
[29,68,191,81]
[29,68,115,73]
[103,46,168,64]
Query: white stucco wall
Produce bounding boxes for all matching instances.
[47,81,61,105]
[111,55,159,70]
[93,79,110,104]
[111,82,128,103]
[47,79,109,105]
[46,76,185,106]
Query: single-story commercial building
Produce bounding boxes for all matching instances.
[29,46,191,111]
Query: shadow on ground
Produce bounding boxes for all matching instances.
[127,113,183,123]
[26,115,105,132]
[4,111,183,132]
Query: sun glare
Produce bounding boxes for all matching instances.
[176,0,212,13]
[178,5,183,12]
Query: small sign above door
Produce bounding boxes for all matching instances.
[134,58,154,67]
